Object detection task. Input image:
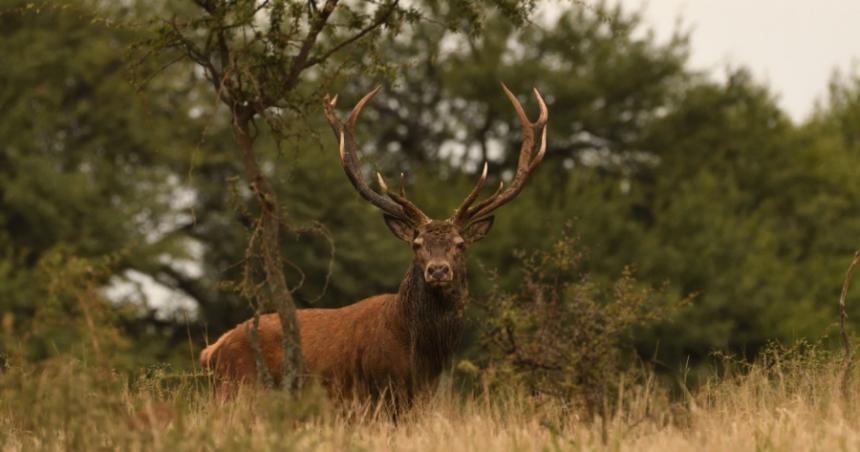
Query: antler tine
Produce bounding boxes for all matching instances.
[462,180,504,220]
[502,83,547,183]
[323,87,430,225]
[529,125,548,171]
[532,86,549,123]
[347,85,383,128]
[451,162,488,223]
[335,130,401,217]
[377,172,430,224]
[454,84,549,224]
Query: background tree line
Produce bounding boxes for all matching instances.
[1,0,859,377]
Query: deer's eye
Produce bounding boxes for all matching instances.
[453,237,466,250]
[412,238,424,250]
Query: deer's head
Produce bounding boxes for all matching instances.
[323,84,548,288]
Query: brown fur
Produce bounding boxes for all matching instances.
[201,221,480,405]
[201,294,411,399]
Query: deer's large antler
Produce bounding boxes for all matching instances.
[323,87,430,225]
[452,83,549,226]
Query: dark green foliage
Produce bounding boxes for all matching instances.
[623,70,860,363]
[338,4,860,366]
[1,0,859,384]
[0,0,199,365]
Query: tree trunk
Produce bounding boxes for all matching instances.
[231,110,304,391]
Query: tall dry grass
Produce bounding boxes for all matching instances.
[2,344,859,451]
[2,246,856,451]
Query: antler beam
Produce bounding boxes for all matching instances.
[452,83,549,225]
[322,87,430,225]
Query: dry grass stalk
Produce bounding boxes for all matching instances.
[839,249,860,398]
[839,250,860,357]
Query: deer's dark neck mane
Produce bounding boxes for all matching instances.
[392,260,466,376]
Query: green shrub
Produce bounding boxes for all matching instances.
[472,227,682,417]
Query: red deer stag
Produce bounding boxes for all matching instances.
[200,84,548,406]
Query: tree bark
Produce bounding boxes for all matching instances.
[231,109,304,391]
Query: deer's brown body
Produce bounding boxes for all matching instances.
[201,257,465,401]
[201,84,548,406]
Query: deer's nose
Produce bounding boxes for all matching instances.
[426,263,451,281]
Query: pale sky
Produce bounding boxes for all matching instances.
[611,0,860,122]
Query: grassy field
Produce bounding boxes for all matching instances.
[2,345,859,451]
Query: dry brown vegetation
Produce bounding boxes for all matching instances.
[3,236,857,452]
[1,344,859,451]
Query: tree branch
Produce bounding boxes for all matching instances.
[302,0,400,70]
[281,0,340,92]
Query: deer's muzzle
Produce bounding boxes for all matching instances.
[425,262,452,285]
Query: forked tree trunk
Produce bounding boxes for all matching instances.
[231,110,304,391]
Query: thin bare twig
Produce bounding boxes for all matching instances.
[840,250,860,361]
[839,249,860,402]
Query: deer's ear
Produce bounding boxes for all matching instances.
[462,216,494,243]
[383,215,415,242]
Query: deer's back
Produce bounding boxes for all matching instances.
[201,293,414,397]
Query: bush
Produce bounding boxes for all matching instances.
[471,227,682,417]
